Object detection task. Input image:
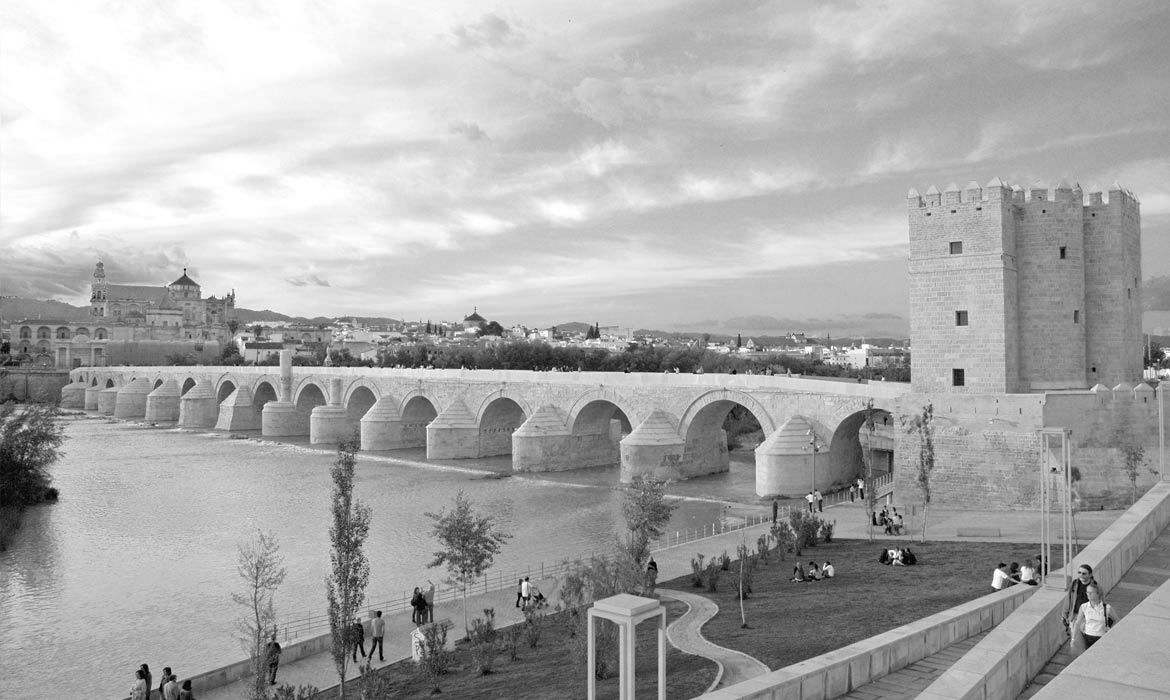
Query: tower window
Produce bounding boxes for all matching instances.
[1128,288,1132,299]
[952,369,965,387]
[955,310,969,326]
[1059,246,1066,259]
[949,241,963,254]
[1073,310,1080,323]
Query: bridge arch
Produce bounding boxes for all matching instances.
[216,379,238,404]
[678,389,776,438]
[829,406,896,484]
[252,380,279,411]
[477,390,531,458]
[345,384,378,424]
[677,389,775,480]
[181,377,197,395]
[399,390,439,448]
[566,388,637,434]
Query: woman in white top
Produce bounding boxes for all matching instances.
[1019,559,1038,586]
[1071,583,1117,650]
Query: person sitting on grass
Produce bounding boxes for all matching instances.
[791,562,808,582]
[879,549,891,565]
[822,561,835,578]
[902,548,917,566]
[891,548,906,566]
[807,561,823,580]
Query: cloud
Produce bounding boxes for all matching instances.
[450,13,525,51]
[448,120,489,142]
[285,275,331,288]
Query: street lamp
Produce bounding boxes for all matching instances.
[806,429,822,492]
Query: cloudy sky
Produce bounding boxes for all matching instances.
[2,1,1169,334]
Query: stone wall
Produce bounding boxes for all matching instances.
[0,369,71,403]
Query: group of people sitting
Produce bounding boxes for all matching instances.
[991,559,1041,589]
[873,506,905,535]
[791,561,835,582]
[878,547,917,566]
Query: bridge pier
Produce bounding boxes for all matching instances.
[755,415,824,498]
[311,379,353,444]
[145,377,181,423]
[179,379,220,429]
[512,405,573,471]
[97,386,119,415]
[84,384,102,410]
[620,411,687,483]
[427,399,479,459]
[216,385,261,431]
[114,379,152,419]
[359,396,406,450]
[60,380,88,409]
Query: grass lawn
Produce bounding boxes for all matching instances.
[312,599,716,699]
[660,537,1057,670]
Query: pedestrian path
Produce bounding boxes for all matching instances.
[659,588,770,691]
[835,630,991,700]
[1016,523,1170,699]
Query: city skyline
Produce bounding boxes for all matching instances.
[3,1,1169,333]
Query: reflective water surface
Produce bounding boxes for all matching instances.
[0,417,755,700]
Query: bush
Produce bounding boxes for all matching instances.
[690,554,706,588]
[756,534,770,563]
[736,544,754,598]
[819,519,836,544]
[468,608,497,675]
[270,684,319,700]
[523,608,544,649]
[719,550,731,571]
[789,510,821,551]
[704,556,722,592]
[416,621,450,692]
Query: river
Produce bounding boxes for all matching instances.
[0,415,768,699]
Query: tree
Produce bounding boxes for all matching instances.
[1,404,66,510]
[426,491,512,638]
[905,404,935,543]
[227,319,240,335]
[862,399,877,543]
[621,474,676,569]
[252,324,264,338]
[736,333,742,348]
[477,320,505,337]
[232,530,287,700]
[1120,443,1147,505]
[325,437,371,699]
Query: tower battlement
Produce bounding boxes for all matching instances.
[907,176,1143,395]
[908,178,1139,211]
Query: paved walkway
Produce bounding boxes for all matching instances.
[194,500,1125,699]
[659,589,770,691]
[1016,522,1170,699]
[837,630,991,700]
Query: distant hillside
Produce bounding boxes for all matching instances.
[0,298,91,322]
[552,321,593,335]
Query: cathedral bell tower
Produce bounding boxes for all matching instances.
[90,261,108,316]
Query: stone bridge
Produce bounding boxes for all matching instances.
[63,354,909,497]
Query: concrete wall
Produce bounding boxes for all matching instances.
[915,480,1170,700]
[698,584,1036,700]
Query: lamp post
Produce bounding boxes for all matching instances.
[806,430,822,492]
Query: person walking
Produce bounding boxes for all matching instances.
[805,491,814,513]
[368,611,385,662]
[849,482,856,502]
[515,578,524,608]
[139,665,152,699]
[265,631,282,685]
[350,617,366,662]
[772,498,779,524]
[1070,582,1118,651]
[814,489,823,512]
[163,673,180,700]
[857,477,865,500]
[1063,564,1097,632]
[520,576,532,611]
[159,667,172,699]
[177,679,196,700]
[411,586,425,624]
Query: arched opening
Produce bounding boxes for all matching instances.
[217,381,237,404]
[681,399,767,478]
[402,395,438,448]
[832,408,895,482]
[568,400,633,469]
[295,383,328,420]
[153,379,163,389]
[346,386,377,423]
[253,381,279,412]
[181,377,197,395]
[104,379,115,388]
[479,397,526,457]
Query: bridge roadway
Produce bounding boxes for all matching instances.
[62,357,907,496]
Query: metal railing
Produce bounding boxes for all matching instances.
[274,481,900,642]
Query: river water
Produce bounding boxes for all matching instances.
[0,416,766,700]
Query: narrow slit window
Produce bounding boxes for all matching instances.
[1059,246,1066,259]
[1073,310,1080,323]
[952,369,965,387]
[955,310,969,326]
[949,241,963,254]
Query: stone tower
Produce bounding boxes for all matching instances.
[90,260,108,316]
[907,178,1142,393]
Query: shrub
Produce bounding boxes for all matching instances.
[416,621,450,692]
[819,519,836,544]
[270,684,319,700]
[704,556,722,592]
[719,550,731,571]
[690,553,706,588]
[468,608,497,675]
[756,534,770,563]
[736,544,754,598]
[523,608,544,649]
[505,623,523,661]
[789,510,821,550]
[770,521,793,559]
